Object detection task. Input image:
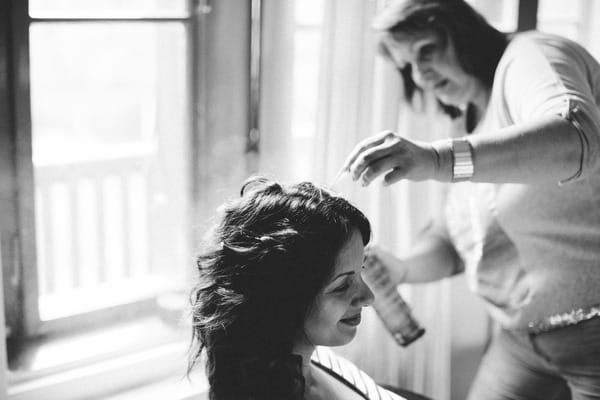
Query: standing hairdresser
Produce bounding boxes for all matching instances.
[343,0,600,399]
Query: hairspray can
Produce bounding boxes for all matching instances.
[362,252,425,346]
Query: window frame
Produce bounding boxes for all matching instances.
[0,0,211,397]
[2,0,200,342]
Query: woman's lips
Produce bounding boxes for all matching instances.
[340,313,362,326]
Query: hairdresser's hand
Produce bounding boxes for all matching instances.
[365,244,409,285]
[343,130,444,186]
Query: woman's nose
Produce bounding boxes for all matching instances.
[354,277,374,307]
[411,61,431,88]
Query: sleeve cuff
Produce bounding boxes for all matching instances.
[558,99,587,186]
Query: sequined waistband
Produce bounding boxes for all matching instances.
[526,304,600,334]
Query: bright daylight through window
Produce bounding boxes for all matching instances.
[4,2,193,391]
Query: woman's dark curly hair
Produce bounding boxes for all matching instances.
[373,0,508,122]
[188,176,371,400]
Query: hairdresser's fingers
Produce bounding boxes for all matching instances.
[349,133,409,182]
[342,130,397,173]
[382,151,438,184]
[378,140,439,184]
[348,132,439,185]
[358,153,410,186]
[383,167,409,185]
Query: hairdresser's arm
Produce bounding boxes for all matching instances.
[368,233,461,285]
[466,115,581,184]
[345,115,582,185]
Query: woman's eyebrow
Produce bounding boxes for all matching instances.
[329,271,355,283]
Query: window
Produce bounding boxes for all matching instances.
[31,22,189,325]
[467,0,519,31]
[537,0,585,41]
[2,0,197,396]
[537,0,600,60]
[288,0,324,179]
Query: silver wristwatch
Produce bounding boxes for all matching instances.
[451,138,474,182]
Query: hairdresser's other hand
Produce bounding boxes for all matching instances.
[344,130,441,186]
[365,244,409,285]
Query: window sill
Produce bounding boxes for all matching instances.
[7,316,205,400]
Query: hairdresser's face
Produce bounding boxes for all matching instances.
[301,229,374,348]
[383,30,484,107]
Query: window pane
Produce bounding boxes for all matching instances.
[537,0,584,42]
[29,23,190,320]
[468,0,518,32]
[29,0,188,18]
[295,0,324,26]
[289,0,323,180]
[538,0,582,21]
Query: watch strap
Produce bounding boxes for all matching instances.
[451,138,474,182]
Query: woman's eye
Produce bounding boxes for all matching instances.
[333,282,351,293]
[419,44,435,60]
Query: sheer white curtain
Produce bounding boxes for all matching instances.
[0,246,7,396]
[260,1,471,398]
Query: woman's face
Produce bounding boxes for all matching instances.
[383,30,484,107]
[300,229,374,348]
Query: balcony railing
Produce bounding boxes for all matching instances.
[34,149,181,321]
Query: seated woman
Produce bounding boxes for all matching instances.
[188,176,417,399]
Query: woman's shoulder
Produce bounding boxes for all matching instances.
[504,30,594,63]
[508,31,574,46]
[311,347,407,400]
[494,30,600,93]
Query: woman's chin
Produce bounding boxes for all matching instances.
[336,326,358,344]
[332,335,355,347]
